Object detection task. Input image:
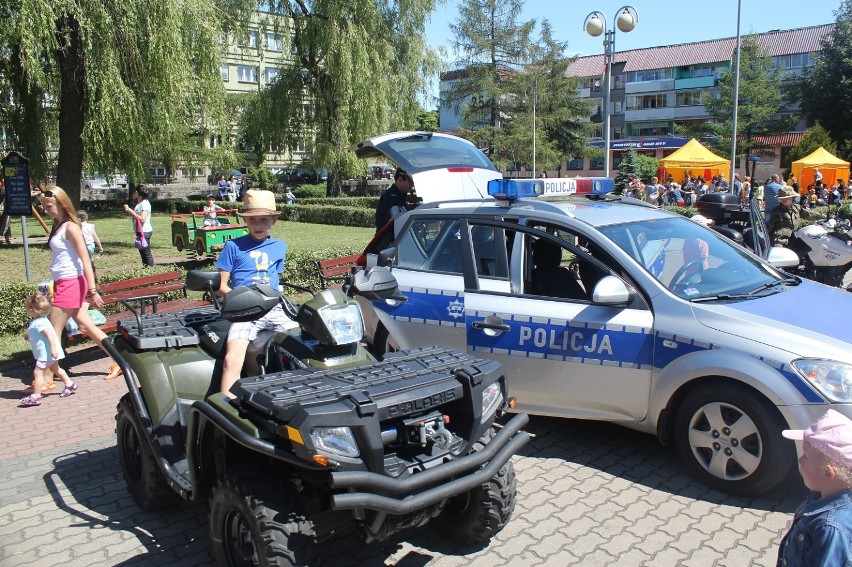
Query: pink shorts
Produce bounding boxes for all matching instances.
[53,275,88,309]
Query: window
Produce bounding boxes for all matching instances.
[626,68,673,83]
[264,67,279,84]
[625,93,673,111]
[589,158,604,170]
[626,121,672,137]
[237,65,257,83]
[613,101,623,114]
[613,75,625,89]
[676,91,704,107]
[567,158,584,170]
[237,30,258,49]
[266,32,282,52]
[220,64,229,81]
[397,218,463,274]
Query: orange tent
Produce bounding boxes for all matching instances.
[658,138,731,183]
[790,147,850,189]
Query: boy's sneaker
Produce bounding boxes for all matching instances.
[60,382,78,398]
[20,394,42,407]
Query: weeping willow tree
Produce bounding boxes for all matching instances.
[238,1,440,195]
[0,0,228,203]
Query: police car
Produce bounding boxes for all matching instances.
[360,178,852,496]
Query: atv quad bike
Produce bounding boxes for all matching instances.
[107,264,529,566]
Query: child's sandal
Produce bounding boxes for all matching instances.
[19,394,42,407]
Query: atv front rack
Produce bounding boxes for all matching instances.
[116,306,220,349]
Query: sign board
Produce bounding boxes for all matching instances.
[2,152,31,216]
[747,156,761,162]
[754,162,773,173]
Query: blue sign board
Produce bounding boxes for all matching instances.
[2,152,31,216]
[588,138,689,150]
[748,156,761,162]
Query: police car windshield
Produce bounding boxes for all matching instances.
[598,217,783,300]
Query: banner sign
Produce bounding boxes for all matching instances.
[2,152,32,216]
[588,138,689,150]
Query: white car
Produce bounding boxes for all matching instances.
[350,131,502,203]
[358,179,852,497]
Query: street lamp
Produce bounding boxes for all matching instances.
[584,6,638,178]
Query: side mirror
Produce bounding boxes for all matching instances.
[186,270,221,292]
[350,266,407,302]
[377,247,397,267]
[766,246,800,268]
[591,275,632,306]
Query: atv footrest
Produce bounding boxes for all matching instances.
[118,306,221,350]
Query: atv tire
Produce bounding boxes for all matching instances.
[210,466,318,567]
[115,394,181,510]
[436,429,517,544]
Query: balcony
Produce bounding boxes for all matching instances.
[625,79,675,94]
[675,76,716,90]
[625,107,675,121]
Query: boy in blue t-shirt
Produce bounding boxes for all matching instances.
[216,190,296,397]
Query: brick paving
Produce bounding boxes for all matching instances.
[0,345,806,566]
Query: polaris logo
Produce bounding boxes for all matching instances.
[386,389,456,417]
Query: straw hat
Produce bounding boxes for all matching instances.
[239,190,279,217]
[778,185,797,200]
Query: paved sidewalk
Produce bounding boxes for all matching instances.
[0,346,805,566]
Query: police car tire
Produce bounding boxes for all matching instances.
[435,430,517,543]
[674,384,795,497]
[371,324,398,361]
[209,466,318,567]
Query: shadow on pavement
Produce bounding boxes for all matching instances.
[517,415,807,513]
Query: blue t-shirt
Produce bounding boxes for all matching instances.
[216,235,287,288]
[28,315,64,363]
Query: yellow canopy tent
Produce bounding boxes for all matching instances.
[791,147,850,189]
[658,138,731,183]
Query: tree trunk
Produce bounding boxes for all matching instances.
[55,14,86,206]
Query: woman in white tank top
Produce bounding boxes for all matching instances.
[42,187,107,354]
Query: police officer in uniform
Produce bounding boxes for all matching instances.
[375,168,416,231]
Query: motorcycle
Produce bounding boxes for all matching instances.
[788,215,852,290]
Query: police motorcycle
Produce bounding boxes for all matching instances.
[105,257,529,566]
[788,213,852,290]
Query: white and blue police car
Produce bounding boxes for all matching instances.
[359,177,852,496]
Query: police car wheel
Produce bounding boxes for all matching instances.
[370,324,399,361]
[674,383,795,496]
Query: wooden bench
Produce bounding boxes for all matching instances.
[70,270,211,340]
[314,253,362,289]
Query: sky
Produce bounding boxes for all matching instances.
[422,0,842,105]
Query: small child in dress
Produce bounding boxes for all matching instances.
[777,410,852,565]
[77,210,103,258]
[20,292,78,406]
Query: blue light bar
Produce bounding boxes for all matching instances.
[487,179,544,201]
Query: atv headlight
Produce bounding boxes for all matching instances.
[318,303,363,345]
[310,427,360,458]
[481,382,504,421]
[792,359,852,402]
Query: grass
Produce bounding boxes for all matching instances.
[0,211,376,363]
[0,211,375,285]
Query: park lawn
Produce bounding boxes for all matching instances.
[0,212,376,362]
[0,212,375,285]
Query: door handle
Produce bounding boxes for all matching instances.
[472,320,511,332]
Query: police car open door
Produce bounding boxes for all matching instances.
[463,222,655,421]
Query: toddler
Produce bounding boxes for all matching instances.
[778,410,852,565]
[20,293,78,406]
[77,210,103,258]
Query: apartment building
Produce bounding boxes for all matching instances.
[439,24,833,179]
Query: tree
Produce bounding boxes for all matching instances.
[614,150,639,193]
[786,124,837,169]
[682,36,796,165]
[446,3,591,171]
[447,0,536,159]
[798,0,852,158]
[241,2,440,196]
[0,0,228,203]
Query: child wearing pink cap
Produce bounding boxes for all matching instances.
[777,410,852,566]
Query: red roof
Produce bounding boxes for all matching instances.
[567,24,833,76]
